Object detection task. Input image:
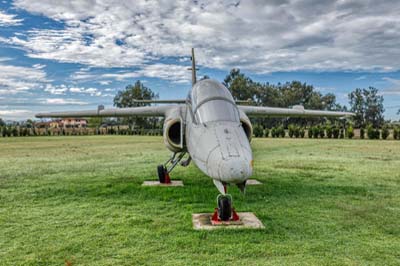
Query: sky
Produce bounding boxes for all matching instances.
[0,0,400,121]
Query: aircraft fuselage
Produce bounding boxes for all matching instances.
[184,79,253,191]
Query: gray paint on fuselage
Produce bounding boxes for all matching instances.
[184,80,253,187]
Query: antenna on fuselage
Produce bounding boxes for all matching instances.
[188,48,198,86]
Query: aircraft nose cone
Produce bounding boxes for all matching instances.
[207,147,253,184]
[219,158,252,183]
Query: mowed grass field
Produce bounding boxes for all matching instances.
[1,136,399,266]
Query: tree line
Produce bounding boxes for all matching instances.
[1,69,399,138]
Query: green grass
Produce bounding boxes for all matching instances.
[1,136,399,265]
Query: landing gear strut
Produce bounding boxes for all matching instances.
[157,152,189,184]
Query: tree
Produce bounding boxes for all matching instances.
[363,87,384,128]
[349,88,365,128]
[349,87,384,128]
[0,118,4,127]
[113,81,158,129]
[223,68,256,101]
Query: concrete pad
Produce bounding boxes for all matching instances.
[192,212,264,230]
[142,180,184,187]
[246,179,263,185]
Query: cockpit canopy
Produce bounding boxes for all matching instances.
[189,79,240,124]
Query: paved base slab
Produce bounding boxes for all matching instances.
[246,179,263,185]
[142,180,184,187]
[192,212,264,230]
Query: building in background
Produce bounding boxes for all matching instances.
[37,118,88,128]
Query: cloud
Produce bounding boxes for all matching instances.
[99,80,112,85]
[381,77,400,95]
[43,83,103,96]
[0,10,23,26]
[0,109,30,116]
[383,77,400,86]
[69,87,102,96]
[2,0,398,73]
[70,63,190,84]
[44,84,68,95]
[0,59,49,94]
[101,63,190,83]
[355,75,367,81]
[43,98,89,105]
[32,63,46,69]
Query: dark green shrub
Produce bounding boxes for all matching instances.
[277,126,285,138]
[347,126,354,139]
[381,125,390,140]
[360,128,365,139]
[326,125,333,138]
[294,126,300,138]
[271,127,276,138]
[299,128,305,138]
[394,127,399,140]
[11,127,18,137]
[288,124,300,138]
[264,128,270,138]
[339,129,344,139]
[367,125,380,139]
[313,126,319,138]
[253,125,263,138]
[319,126,325,138]
[332,126,340,138]
[288,124,295,138]
[308,127,313,138]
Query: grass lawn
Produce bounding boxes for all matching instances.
[0,136,399,265]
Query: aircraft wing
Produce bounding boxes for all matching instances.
[35,105,177,118]
[238,105,354,118]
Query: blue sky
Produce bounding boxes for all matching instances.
[0,0,400,121]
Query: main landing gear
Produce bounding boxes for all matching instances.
[157,152,191,184]
[211,187,240,224]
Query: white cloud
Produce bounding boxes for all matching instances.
[99,80,112,85]
[383,77,400,86]
[382,77,400,95]
[0,0,397,73]
[44,84,68,95]
[32,63,46,69]
[43,98,88,105]
[0,108,34,120]
[0,109,30,116]
[101,64,190,83]
[0,59,49,94]
[69,87,102,96]
[0,10,23,26]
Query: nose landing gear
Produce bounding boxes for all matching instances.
[211,194,240,224]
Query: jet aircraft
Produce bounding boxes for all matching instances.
[36,49,354,222]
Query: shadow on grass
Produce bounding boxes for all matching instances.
[27,173,369,207]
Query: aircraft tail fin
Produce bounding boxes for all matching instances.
[189,48,197,86]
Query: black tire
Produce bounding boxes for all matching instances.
[218,196,232,221]
[157,165,165,183]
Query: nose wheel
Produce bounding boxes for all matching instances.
[211,194,240,223]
